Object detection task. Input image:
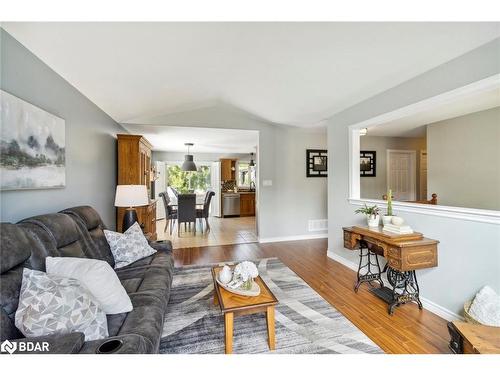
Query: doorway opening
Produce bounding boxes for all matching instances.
[139,126,259,249]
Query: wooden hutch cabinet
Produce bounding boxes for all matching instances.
[116,134,157,239]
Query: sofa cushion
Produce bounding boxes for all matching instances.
[0,223,32,274]
[46,257,132,314]
[104,223,157,269]
[18,213,92,271]
[116,293,166,353]
[106,313,128,337]
[15,269,109,341]
[0,223,33,341]
[60,206,116,267]
[119,277,143,294]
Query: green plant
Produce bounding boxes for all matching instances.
[386,189,393,216]
[354,204,380,218]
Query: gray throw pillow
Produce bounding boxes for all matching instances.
[104,222,157,269]
[15,268,108,341]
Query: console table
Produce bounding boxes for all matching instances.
[343,226,439,315]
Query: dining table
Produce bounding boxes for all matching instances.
[167,194,206,208]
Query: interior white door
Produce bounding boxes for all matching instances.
[386,150,416,201]
[210,161,221,217]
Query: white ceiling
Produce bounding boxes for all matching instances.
[365,87,500,137]
[3,23,500,127]
[121,124,258,153]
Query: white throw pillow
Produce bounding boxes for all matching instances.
[468,286,500,327]
[104,222,157,269]
[15,268,108,341]
[46,257,133,314]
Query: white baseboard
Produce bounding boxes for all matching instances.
[259,233,328,244]
[327,249,462,322]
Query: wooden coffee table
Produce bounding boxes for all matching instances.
[211,266,279,354]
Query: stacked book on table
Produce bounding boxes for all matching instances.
[383,223,414,234]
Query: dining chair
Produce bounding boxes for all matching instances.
[177,193,197,237]
[159,191,177,235]
[170,186,179,198]
[196,191,215,233]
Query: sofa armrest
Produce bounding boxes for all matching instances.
[7,332,85,354]
[149,240,172,253]
[78,334,150,354]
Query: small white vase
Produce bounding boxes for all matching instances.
[382,215,393,226]
[367,214,380,227]
[219,265,232,284]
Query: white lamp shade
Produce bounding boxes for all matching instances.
[114,185,149,207]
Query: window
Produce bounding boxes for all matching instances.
[238,162,255,187]
[167,164,211,193]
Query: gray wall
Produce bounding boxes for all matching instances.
[0,29,125,228]
[327,38,500,317]
[124,104,328,240]
[360,136,426,200]
[427,107,500,210]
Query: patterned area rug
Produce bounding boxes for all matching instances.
[159,258,383,354]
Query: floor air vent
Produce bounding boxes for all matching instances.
[308,219,328,232]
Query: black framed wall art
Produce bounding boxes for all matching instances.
[306,149,327,177]
[360,151,376,177]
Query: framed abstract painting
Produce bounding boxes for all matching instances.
[0,90,66,190]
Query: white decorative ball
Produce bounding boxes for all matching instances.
[391,216,405,226]
[219,265,232,284]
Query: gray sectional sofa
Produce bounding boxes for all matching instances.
[0,206,174,354]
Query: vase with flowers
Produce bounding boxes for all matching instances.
[355,204,380,227]
[232,261,259,290]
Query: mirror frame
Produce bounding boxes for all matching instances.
[348,74,500,225]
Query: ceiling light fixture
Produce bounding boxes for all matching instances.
[249,152,255,167]
[359,128,368,136]
[181,143,197,171]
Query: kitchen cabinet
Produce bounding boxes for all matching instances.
[221,158,236,181]
[240,193,256,217]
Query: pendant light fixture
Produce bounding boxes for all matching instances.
[249,152,255,167]
[181,143,197,171]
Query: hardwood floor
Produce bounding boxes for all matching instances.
[157,216,257,249]
[172,238,451,354]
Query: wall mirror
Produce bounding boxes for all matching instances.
[349,75,500,219]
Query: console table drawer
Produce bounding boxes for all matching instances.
[343,230,360,250]
[401,246,437,271]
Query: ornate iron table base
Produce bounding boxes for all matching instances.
[354,245,384,292]
[353,243,423,315]
[368,267,423,315]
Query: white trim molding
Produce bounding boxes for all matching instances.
[347,74,500,225]
[326,249,462,322]
[259,233,328,244]
[348,198,500,225]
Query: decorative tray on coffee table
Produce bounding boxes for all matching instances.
[216,275,261,297]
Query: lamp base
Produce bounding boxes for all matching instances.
[122,208,138,232]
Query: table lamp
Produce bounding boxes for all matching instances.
[115,185,149,232]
